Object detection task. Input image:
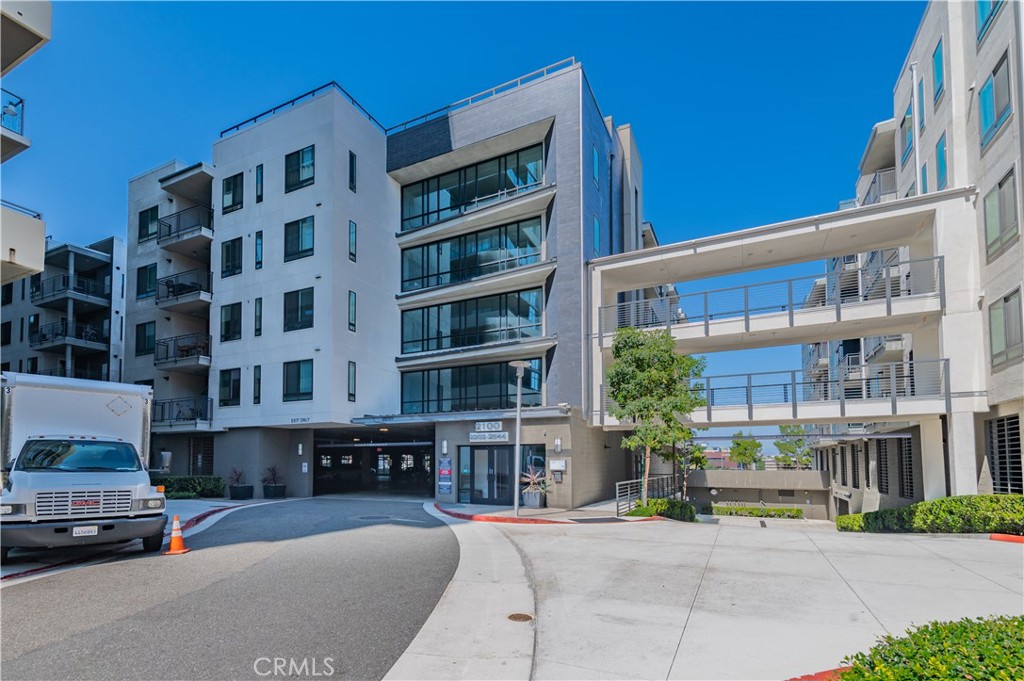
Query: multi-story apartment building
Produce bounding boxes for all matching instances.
[1,1,51,284]
[1,237,126,381]
[125,60,650,506]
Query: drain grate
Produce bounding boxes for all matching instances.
[507,613,534,622]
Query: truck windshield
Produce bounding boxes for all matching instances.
[15,440,142,472]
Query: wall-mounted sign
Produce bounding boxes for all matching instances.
[549,459,567,472]
[475,421,503,432]
[291,417,311,424]
[438,483,452,495]
[438,457,452,486]
[469,431,509,443]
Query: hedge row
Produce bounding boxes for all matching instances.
[626,498,696,522]
[836,495,1024,535]
[711,505,804,519]
[149,475,225,499]
[839,615,1024,680]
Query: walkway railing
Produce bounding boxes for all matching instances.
[598,256,944,337]
[157,205,213,243]
[153,397,212,423]
[31,274,108,303]
[614,474,676,516]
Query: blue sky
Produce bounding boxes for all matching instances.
[2,1,927,448]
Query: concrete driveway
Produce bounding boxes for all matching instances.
[497,519,1023,680]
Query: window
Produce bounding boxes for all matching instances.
[28,313,38,339]
[284,216,314,261]
[401,358,542,414]
[400,144,542,230]
[593,216,602,256]
[917,79,925,131]
[221,237,242,277]
[0,321,10,346]
[921,163,928,194]
[878,440,890,494]
[851,444,860,489]
[220,302,242,342]
[219,368,241,407]
[979,54,1012,147]
[253,365,262,405]
[138,206,159,242]
[348,290,357,332]
[256,164,263,203]
[401,288,543,353]
[283,359,313,401]
[864,446,871,489]
[26,356,36,373]
[932,39,944,102]
[222,173,243,213]
[401,217,542,291]
[283,287,314,331]
[348,221,357,262]
[840,447,848,486]
[900,103,913,165]
[1,283,12,305]
[898,439,914,499]
[285,145,315,192]
[986,415,1022,494]
[135,321,155,356]
[255,230,263,269]
[983,169,1019,258]
[832,451,838,483]
[592,145,600,184]
[347,361,356,402]
[136,264,156,299]
[976,0,1003,40]
[989,288,1023,368]
[936,134,948,190]
[254,297,263,337]
[348,151,357,192]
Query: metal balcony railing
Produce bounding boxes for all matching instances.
[599,256,944,337]
[614,475,677,516]
[1,89,24,135]
[157,205,214,243]
[32,366,109,381]
[861,168,898,206]
[803,342,828,370]
[0,198,41,219]
[31,274,109,303]
[153,397,212,423]
[863,334,904,360]
[29,320,107,346]
[155,333,212,364]
[156,269,212,302]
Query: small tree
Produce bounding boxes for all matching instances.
[607,327,705,505]
[774,424,812,469]
[729,431,763,470]
[678,441,708,501]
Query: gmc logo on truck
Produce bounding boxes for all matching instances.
[70,500,99,507]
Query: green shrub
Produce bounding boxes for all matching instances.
[626,497,696,522]
[165,491,198,500]
[844,495,1024,535]
[839,615,1024,681]
[711,505,804,519]
[150,475,225,499]
[836,513,865,532]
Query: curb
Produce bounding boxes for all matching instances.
[434,503,571,524]
[787,666,851,681]
[990,533,1024,544]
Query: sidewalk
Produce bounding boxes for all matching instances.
[434,498,659,524]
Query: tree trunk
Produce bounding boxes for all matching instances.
[682,466,688,501]
[642,445,651,506]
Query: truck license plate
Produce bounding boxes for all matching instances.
[73,526,98,537]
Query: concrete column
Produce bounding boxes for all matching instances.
[946,411,979,496]
[919,418,947,500]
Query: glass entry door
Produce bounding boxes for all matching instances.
[469,446,513,505]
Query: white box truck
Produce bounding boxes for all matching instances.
[1,373,168,563]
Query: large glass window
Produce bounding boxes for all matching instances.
[283,359,313,401]
[1,283,11,306]
[986,415,1022,494]
[900,103,913,165]
[284,287,314,331]
[976,0,1003,40]
[285,145,315,193]
[222,237,242,278]
[138,206,159,242]
[219,368,241,407]
[979,53,1011,147]
[921,163,928,194]
[936,134,948,190]
[222,173,243,213]
[402,288,543,353]
[989,288,1023,368]
[932,39,944,102]
[284,216,314,261]
[917,79,925,131]
[136,264,157,299]
[220,302,242,342]
[400,144,543,230]
[1,321,10,346]
[401,358,542,414]
[135,321,155,356]
[401,217,542,291]
[984,169,1019,258]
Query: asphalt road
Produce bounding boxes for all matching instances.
[0,498,459,680]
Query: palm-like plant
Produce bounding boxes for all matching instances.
[520,466,548,493]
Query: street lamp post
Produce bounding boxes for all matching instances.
[509,360,531,517]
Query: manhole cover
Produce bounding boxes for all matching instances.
[507,613,534,622]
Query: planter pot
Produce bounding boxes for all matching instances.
[262,484,287,499]
[229,484,254,500]
[522,490,546,509]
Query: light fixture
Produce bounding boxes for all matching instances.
[442,440,448,455]
[554,437,562,454]
[353,438,361,442]
[380,427,389,433]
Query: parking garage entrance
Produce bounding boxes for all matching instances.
[312,425,434,496]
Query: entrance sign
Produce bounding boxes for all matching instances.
[469,431,509,443]
[438,456,453,495]
[475,421,503,432]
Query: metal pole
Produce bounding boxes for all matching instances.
[510,360,530,517]
[910,61,922,193]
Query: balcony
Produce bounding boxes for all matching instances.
[29,320,108,354]
[1,199,44,283]
[860,168,897,207]
[803,342,829,375]
[156,269,212,314]
[154,333,211,374]
[157,205,213,257]
[1,88,28,162]
[31,366,109,382]
[864,334,905,362]
[31,273,110,311]
[2,1,52,76]
[152,397,213,432]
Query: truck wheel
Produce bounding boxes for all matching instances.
[141,532,164,553]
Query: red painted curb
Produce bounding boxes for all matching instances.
[787,666,851,681]
[434,503,570,524]
[990,533,1024,543]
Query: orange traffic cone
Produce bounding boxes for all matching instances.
[163,515,191,555]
